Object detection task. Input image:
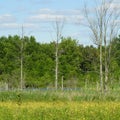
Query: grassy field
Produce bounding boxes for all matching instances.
[0,89,120,120]
[0,101,120,120]
[0,88,120,102]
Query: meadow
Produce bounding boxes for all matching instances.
[0,89,120,120]
[0,101,120,120]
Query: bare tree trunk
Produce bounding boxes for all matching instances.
[61,76,64,91]
[100,44,103,93]
[104,38,108,92]
[103,20,108,92]
[20,25,24,90]
[20,53,23,90]
[96,81,99,91]
[53,18,65,90]
[55,38,58,90]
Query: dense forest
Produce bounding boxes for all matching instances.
[0,35,120,90]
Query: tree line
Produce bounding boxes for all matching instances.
[0,35,120,89]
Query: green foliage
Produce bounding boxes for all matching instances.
[109,36,120,81]
[0,35,119,89]
[59,37,82,80]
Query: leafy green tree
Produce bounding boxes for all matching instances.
[109,36,120,82]
[24,37,55,88]
[0,35,21,89]
[59,37,82,87]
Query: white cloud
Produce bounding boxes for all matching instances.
[31,0,55,5]
[23,23,36,28]
[0,23,36,29]
[0,23,19,28]
[27,9,83,23]
[0,14,16,23]
[102,2,120,10]
[0,13,38,30]
[29,14,65,22]
[32,8,54,14]
[110,3,120,9]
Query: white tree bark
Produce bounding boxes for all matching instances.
[20,25,24,90]
[53,18,65,90]
[83,0,120,93]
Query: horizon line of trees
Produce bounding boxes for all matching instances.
[0,35,120,90]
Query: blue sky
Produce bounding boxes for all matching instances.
[0,0,119,45]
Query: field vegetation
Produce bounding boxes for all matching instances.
[0,101,120,120]
[0,27,120,120]
[0,34,119,119]
[0,0,120,119]
[0,90,119,120]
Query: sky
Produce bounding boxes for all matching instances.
[0,0,119,45]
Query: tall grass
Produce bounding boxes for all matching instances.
[0,88,120,120]
[0,87,120,102]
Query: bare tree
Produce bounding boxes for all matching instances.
[52,17,65,90]
[83,0,120,93]
[104,3,120,92]
[20,25,24,90]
